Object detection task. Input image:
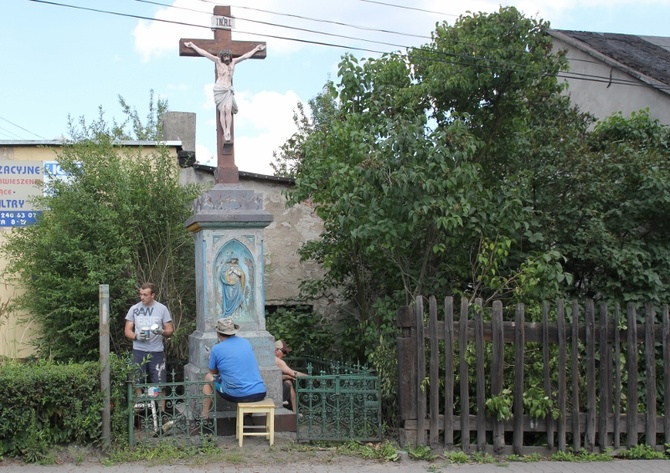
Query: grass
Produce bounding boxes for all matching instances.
[618,444,666,460]
[337,440,400,462]
[443,450,470,463]
[471,451,497,464]
[10,434,670,468]
[550,449,614,462]
[407,445,438,461]
[104,438,224,466]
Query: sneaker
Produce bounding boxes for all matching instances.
[162,420,174,433]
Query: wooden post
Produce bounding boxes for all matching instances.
[663,305,670,446]
[396,305,417,446]
[556,299,567,451]
[614,303,622,449]
[626,303,638,448]
[585,299,596,451]
[571,300,581,452]
[459,298,471,453]
[644,304,657,445]
[444,297,455,449]
[429,296,440,446]
[416,297,426,446]
[598,303,612,449]
[474,299,486,451]
[99,284,111,451]
[542,301,555,448]
[512,304,525,455]
[491,301,504,454]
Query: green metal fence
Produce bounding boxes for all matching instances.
[293,357,382,442]
[128,371,216,446]
[128,358,382,445]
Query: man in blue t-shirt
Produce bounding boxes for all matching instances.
[201,317,266,418]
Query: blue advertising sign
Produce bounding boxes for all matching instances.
[0,161,43,227]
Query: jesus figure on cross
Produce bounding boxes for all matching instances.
[184,41,265,142]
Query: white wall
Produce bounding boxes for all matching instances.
[552,38,670,125]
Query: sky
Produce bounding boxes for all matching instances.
[2,0,670,175]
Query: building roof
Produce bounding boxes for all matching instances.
[192,163,294,185]
[549,29,670,93]
[0,140,293,184]
[0,140,183,148]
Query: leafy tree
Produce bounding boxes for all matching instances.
[535,110,670,303]
[273,7,581,361]
[1,94,200,362]
[274,7,670,430]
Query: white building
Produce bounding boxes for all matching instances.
[549,29,670,125]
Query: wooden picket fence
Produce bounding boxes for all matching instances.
[396,296,670,455]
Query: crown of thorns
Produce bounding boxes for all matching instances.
[218,49,232,59]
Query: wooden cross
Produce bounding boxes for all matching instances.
[179,5,267,184]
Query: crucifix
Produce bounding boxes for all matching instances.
[179,5,266,184]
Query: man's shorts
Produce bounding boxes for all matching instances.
[283,380,292,403]
[132,350,166,384]
[282,379,293,410]
[214,380,266,403]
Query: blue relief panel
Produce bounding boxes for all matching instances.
[215,239,257,325]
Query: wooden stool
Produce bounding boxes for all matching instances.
[236,398,275,447]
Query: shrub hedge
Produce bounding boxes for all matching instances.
[0,354,132,460]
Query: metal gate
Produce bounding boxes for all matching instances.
[128,376,216,446]
[294,357,382,442]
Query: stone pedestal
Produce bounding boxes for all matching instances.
[183,184,289,424]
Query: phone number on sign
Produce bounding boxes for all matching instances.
[0,212,38,219]
[0,211,41,227]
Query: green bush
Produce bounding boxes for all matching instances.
[0,95,200,363]
[266,306,336,358]
[0,355,133,461]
